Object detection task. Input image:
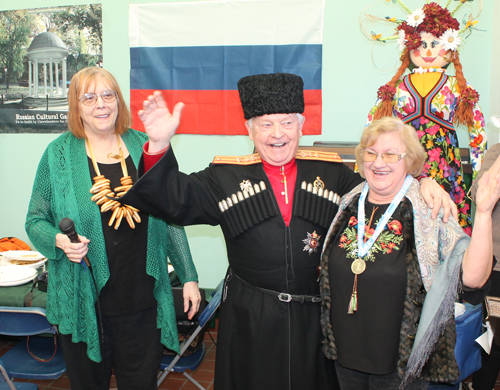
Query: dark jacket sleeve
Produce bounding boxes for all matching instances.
[119,147,222,226]
[338,163,363,196]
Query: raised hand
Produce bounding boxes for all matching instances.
[462,169,500,288]
[138,91,185,152]
[475,170,500,216]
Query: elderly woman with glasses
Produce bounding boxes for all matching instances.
[25,67,201,390]
[319,116,499,390]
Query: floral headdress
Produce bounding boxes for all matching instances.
[365,0,483,127]
[398,3,460,51]
[362,0,481,53]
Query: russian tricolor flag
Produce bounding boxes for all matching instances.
[129,0,324,135]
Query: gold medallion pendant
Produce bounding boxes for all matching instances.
[351,259,366,275]
[348,259,366,314]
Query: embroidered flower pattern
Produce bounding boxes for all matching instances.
[348,216,358,227]
[339,214,403,262]
[387,220,402,235]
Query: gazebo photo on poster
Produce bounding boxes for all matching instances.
[0,5,102,133]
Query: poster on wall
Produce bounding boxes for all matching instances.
[0,4,102,134]
[129,0,324,135]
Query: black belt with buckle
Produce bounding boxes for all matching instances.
[234,273,321,303]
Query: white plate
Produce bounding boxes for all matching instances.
[0,274,37,287]
[1,250,45,261]
[0,265,36,286]
[0,257,47,269]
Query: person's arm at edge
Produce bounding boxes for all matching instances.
[462,170,500,288]
[471,144,500,202]
[166,223,201,320]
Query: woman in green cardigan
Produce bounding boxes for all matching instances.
[25,67,201,390]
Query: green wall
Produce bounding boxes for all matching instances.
[0,0,497,288]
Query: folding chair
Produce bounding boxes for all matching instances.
[0,360,38,390]
[157,280,223,389]
[0,307,65,380]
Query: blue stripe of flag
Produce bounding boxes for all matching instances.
[130,44,322,90]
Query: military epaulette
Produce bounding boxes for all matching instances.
[212,149,343,165]
[212,153,262,165]
[295,149,343,163]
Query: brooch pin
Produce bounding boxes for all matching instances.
[302,231,321,255]
[313,176,325,189]
[240,180,252,193]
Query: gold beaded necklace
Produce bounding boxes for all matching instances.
[86,134,141,230]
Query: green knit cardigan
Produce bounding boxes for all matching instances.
[25,129,198,362]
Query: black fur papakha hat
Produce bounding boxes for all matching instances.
[237,73,304,120]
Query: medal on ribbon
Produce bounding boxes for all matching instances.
[347,175,412,314]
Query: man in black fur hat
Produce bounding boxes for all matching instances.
[118,73,455,390]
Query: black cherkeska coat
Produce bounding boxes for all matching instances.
[120,147,362,390]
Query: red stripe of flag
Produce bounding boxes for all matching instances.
[130,90,321,136]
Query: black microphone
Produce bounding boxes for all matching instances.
[59,218,91,270]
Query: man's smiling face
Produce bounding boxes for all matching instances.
[246,113,304,166]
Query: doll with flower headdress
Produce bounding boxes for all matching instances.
[366,1,486,236]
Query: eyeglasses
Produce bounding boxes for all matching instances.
[360,150,406,163]
[79,91,118,106]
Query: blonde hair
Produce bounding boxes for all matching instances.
[355,116,425,178]
[67,67,131,138]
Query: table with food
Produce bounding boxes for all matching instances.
[0,250,47,308]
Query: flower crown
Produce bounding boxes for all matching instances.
[363,0,481,53]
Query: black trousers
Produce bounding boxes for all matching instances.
[335,362,429,390]
[472,270,500,390]
[59,305,163,390]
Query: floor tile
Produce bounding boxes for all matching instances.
[190,369,215,382]
[182,381,212,390]
[157,376,186,390]
[49,374,72,389]
[198,358,215,371]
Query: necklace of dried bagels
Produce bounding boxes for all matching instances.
[86,134,141,229]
